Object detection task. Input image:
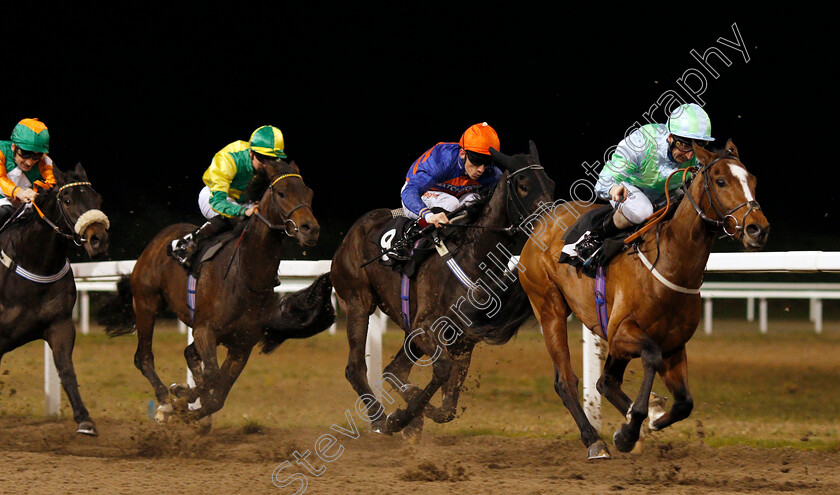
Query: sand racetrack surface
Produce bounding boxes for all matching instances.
[1,417,840,495]
[2,316,840,494]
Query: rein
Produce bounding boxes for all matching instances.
[31,180,102,246]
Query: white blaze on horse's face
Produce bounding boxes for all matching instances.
[729,164,754,201]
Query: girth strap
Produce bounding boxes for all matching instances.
[0,249,71,284]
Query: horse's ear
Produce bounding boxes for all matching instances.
[289,160,300,173]
[692,141,714,166]
[489,147,513,171]
[528,140,540,164]
[74,162,88,178]
[725,139,739,159]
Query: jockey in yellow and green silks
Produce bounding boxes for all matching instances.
[170,125,287,265]
[0,118,56,226]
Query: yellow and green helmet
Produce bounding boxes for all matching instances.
[249,125,287,158]
[11,118,50,153]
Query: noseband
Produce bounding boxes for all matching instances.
[252,173,313,237]
[682,155,761,238]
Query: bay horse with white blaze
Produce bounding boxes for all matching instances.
[492,140,768,459]
[0,163,110,436]
[102,159,327,430]
[331,142,554,437]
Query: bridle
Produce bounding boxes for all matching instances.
[31,180,105,246]
[251,173,313,237]
[682,154,762,238]
[504,164,552,233]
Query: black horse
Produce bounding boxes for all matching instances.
[330,142,555,437]
[0,163,110,436]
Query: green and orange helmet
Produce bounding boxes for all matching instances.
[249,125,287,158]
[11,118,50,153]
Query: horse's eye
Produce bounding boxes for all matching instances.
[63,197,72,205]
[276,191,285,199]
[518,184,528,193]
[715,179,726,187]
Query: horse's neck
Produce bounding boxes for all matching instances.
[462,182,513,256]
[239,220,284,290]
[649,182,714,287]
[5,200,68,270]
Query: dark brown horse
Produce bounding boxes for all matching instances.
[501,141,769,459]
[103,160,323,429]
[0,163,110,436]
[330,142,555,436]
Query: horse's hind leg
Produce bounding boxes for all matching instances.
[650,346,693,431]
[343,301,391,433]
[611,333,663,453]
[541,294,609,459]
[44,320,96,436]
[133,297,172,421]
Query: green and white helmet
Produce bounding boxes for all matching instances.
[667,103,714,142]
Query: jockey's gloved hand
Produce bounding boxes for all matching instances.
[424,211,450,228]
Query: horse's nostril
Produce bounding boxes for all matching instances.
[300,223,311,232]
[746,224,762,237]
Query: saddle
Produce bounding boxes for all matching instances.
[369,208,454,278]
[181,223,245,276]
[559,191,685,278]
[559,206,632,278]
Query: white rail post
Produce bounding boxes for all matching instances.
[365,310,386,398]
[80,290,90,335]
[747,296,755,322]
[814,299,823,334]
[44,342,60,417]
[178,320,188,335]
[703,298,713,335]
[328,292,338,335]
[582,325,603,431]
[759,298,768,334]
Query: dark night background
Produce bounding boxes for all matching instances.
[4,5,835,263]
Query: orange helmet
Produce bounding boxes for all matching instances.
[459,122,500,155]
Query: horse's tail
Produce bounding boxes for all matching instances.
[468,280,533,345]
[260,272,336,354]
[98,274,137,337]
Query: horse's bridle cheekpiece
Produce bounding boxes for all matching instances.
[253,173,313,237]
[683,155,762,238]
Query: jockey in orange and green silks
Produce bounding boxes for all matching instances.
[0,118,56,224]
[170,125,287,266]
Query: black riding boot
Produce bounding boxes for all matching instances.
[170,215,232,265]
[576,212,621,261]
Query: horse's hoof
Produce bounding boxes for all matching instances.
[385,410,407,433]
[587,440,611,460]
[613,428,637,453]
[154,403,174,424]
[371,418,392,436]
[648,393,668,429]
[76,421,98,437]
[401,415,424,444]
[630,440,645,455]
[195,415,212,435]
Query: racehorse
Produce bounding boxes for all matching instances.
[102,159,325,429]
[0,163,110,436]
[330,142,555,436]
[499,140,769,459]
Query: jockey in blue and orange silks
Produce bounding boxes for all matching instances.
[401,122,502,228]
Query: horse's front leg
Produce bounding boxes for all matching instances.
[44,319,97,436]
[597,353,632,415]
[611,333,663,453]
[188,327,222,413]
[425,346,473,424]
[385,327,451,434]
[187,345,252,423]
[650,346,693,431]
[169,342,204,403]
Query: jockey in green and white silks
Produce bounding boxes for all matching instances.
[572,103,714,262]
